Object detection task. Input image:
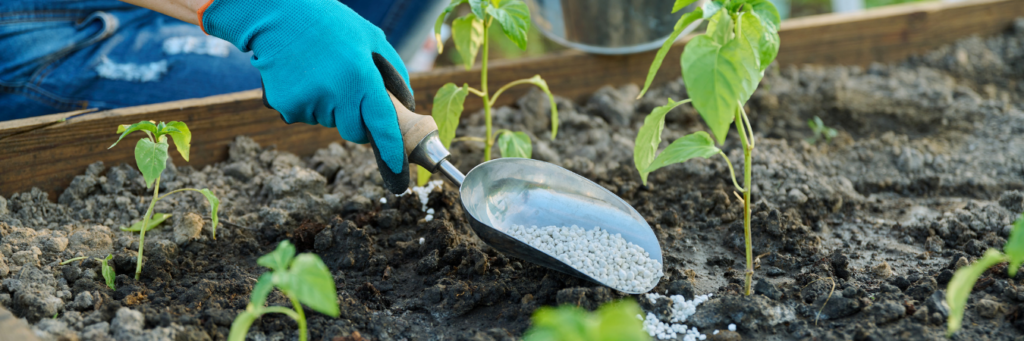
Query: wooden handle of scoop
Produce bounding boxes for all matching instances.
[387,91,438,155]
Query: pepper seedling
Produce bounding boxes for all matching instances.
[228,240,339,341]
[633,0,781,295]
[61,254,116,290]
[109,121,220,280]
[523,299,648,341]
[806,116,838,144]
[423,0,559,185]
[946,213,1024,336]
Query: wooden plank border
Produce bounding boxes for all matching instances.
[2,0,1022,198]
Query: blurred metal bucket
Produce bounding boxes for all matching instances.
[525,0,701,55]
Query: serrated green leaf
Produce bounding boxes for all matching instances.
[705,9,732,44]
[165,121,192,162]
[672,0,699,13]
[258,240,296,273]
[498,131,532,158]
[487,0,530,50]
[644,132,721,181]
[199,188,220,239]
[634,98,691,185]
[110,121,157,149]
[453,14,485,70]
[121,212,172,232]
[1005,214,1024,277]
[417,165,432,187]
[434,0,469,53]
[250,273,274,308]
[432,83,469,148]
[636,9,703,99]
[523,305,590,341]
[469,0,487,18]
[135,138,169,188]
[594,300,647,341]
[227,309,260,341]
[100,254,115,290]
[681,34,759,144]
[288,254,340,317]
[947,248,1006,336]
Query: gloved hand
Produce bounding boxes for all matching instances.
[199,0,415,193]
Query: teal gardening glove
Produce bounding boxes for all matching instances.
[199,0,415,193]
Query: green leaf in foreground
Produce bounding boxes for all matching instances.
[469,0,487,19]
[227,310,261,341]
[672,0,699,13]
[681,34,759,144]
[705,8,733,44]
[452,14,485,70]
[258,240,296,273]
[100,254,116,290]
[288,254,340,317]
[738,11,779,72]
[487,0,531,50]
[417,165,432,186]
[250,273,274,308]
[434,0,469,53]
[135,137,169,188]
[121,212,172,232]
[498,131,532,158]
[110,121,157,149]
[1005,213,1024,277]
[636,9,703,99]
[199,188,220,238]
[594,300,648,341]
[165,121,192,161]
[432,83,470,148]
[702,0,724,19]
[523,305,590,341]
[644,132,721,181]
[947,248,1006,336]
[634,98,691,184]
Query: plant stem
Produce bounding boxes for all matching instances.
[288,294,307,341]
[718,151,745,193]
[490,77,536,105]
[155,187,200,202]
[135,177,160,280]
[60,256,89,265]
[734,106,754,296]
[481,18,493,161]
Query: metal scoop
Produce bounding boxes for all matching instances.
[392,94,663,294]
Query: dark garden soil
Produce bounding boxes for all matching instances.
[4,19,1024,341]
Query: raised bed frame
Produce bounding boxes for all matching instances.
[2,0,1022,198]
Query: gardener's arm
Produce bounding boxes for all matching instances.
[119,0,417,194]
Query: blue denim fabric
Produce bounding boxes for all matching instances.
[0,0,436,121]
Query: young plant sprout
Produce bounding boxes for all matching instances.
[946,213,1024,336]
[109,121,220,280]
[633,0,781,295]
[806,116,838,144]
[228,240,339,341]
[423,0,559,185]
[61,254,116,290]
[523,299,648,341]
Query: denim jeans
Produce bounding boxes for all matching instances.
[0,0,437,121]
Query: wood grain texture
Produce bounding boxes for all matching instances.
[2,0,1022,198]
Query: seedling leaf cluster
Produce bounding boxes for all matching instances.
[423,0,559,185]
[228,241,339,341]
[61,255,116,290]
[109,121,220,280]
[523,299,648,341]
[634,0,781,295]
[946,213,1024,336]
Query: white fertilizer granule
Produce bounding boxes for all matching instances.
[506,224,663,293]
[728,323,736,332]
[397,180,443,212]
[639,293,714,340]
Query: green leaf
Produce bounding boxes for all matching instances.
[1005,214,1024,277]
[417,165,432,187]
[594,300,647,341]
[469,0,487,19]
[258,240,296,273]
[110,121,157,149]
[739,11,779,72]
[522,75,559,139]
[227,309,261,341]
[199,189,220,239]
[681,34,760,144]
[644,132,721,180]
[250,273,274,308]
[165,121,192,162]
[135,138,169,188]
[636,9,703,99]
[288,254,340,317]
[100,254,116,290]
[523,305,591,341]
[121,212,172,232]
[487,0,530,50]
[672,0,699,13]
[740,0,782,31]
[705,9,732,44]
[498,131,532,158]
[947,249,1006,336]
[452,14,485,70]
[702,0,724,19]
[435,0,469,53]
[634,98,691,185]
[432,83,470,148]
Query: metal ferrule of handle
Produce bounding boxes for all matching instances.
[409,131,466,187]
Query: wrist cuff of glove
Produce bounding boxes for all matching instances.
[196,0,215,35]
